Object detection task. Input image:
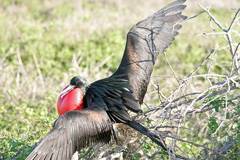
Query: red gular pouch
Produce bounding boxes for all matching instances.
[57,85,84,115]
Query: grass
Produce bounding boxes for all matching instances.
[0,0,239,159]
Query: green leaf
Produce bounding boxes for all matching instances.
[208,116,219,134]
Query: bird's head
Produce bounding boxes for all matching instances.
[69,76,87,92]
[57,76,88,115]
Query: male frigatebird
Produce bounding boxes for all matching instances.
[26,0,187,159]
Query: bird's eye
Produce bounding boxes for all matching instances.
[77,80,83,86]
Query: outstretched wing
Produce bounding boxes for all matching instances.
[112,0,187,103]
[26,109,112,160]
[85,0,187,123]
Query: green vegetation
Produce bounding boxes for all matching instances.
[0,0,239,159]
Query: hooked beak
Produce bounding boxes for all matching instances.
[60,85,75,98]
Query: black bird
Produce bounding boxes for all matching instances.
[26,0,187,159]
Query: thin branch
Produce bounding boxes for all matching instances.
[227,9,240,32]
[200,5,226,31]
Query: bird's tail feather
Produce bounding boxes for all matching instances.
[128,121,189,159]
[127,120,167,150]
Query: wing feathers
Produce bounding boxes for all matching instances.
[26,109,112,160]
[85,78,142,123]
[112,0,187,103]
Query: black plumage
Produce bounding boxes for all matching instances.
[26,0,187,159]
